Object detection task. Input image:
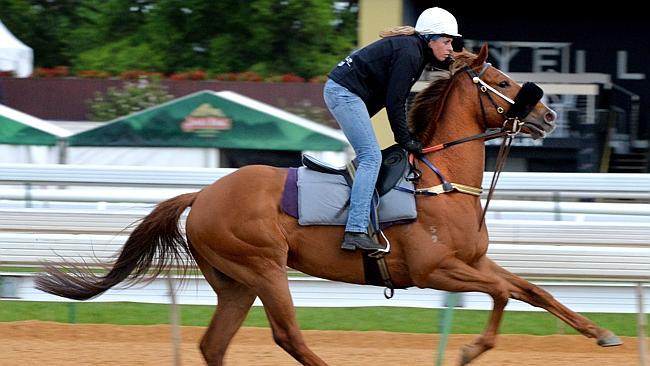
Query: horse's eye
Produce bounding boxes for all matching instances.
[497,81,510,88]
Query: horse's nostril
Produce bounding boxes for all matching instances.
[545,110,557,123]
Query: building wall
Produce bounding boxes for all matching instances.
[358,0,403,148]
[355,1,648,172]
[433,1,648,143]
[0,78,332,125]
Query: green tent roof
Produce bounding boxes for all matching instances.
[0,104,72,145]
[69,90,348,151]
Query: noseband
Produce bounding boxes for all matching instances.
[466,63,544,135]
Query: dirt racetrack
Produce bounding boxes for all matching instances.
[0,320,644,365]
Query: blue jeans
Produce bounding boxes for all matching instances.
[323,79,381,234]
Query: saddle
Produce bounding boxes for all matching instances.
[301,144,409,196]
[300,144,412,297]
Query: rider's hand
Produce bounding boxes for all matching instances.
[402,139,423,154]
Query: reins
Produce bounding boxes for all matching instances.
[421,128,508,154]
[405,63,528,230]
[479,120,523,228]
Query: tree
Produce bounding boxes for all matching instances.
[232,0,356,77]
[1,0,359,78]
[144,0,358,77]
[0,0,100,67]
[70,0,163,72]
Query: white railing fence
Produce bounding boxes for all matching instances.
[0,163,648,356]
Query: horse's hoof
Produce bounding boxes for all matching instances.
[597,335,623,347]
[459,345,476,365]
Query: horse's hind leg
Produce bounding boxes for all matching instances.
[194,255,257,366]
[255,269,328,366]
[485,257,622,346]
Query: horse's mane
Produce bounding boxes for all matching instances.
[408,49,479,143]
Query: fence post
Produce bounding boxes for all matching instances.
[167,276,182,366]
[552,191,561,221]
[637,283,647,366]
[67,302,76,323]
[436,292,458,366]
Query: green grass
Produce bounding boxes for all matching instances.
[0,267,39,273]
[0,300,643,336]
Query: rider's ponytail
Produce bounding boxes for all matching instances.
[379,26,416,38]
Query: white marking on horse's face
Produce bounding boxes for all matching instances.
[430,226,438,242]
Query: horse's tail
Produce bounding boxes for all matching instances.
[35,192,198,300]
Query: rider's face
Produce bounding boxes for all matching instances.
[428,37,454,62]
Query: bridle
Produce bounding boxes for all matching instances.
[469,63,523,131]
[414,63,529,156]
[403,62,542,229]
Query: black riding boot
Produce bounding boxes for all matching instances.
[341,232,384,251]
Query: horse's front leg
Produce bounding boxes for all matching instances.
[484,257,623,347]
[459,291,507,365]
[409,253,510,365]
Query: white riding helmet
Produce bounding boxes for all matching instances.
[415,7,461,38]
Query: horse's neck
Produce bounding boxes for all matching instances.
[422,113,486,188]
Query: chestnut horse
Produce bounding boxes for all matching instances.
[36,44,621,365]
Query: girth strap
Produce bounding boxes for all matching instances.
[416,182,482,196]
[398,155,483,198]
[362,253,396,299]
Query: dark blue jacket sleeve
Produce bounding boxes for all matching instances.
[385,50,421,145]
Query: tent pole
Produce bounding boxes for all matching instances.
[57,138,68,164]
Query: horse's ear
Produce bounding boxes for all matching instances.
[474,43,489,66]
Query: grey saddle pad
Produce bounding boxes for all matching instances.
[297,166,417,226]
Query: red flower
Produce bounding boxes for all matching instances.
[120,70,163,80]
[280,73,305,83]
[188,70,207,80]
[78,70,112,79]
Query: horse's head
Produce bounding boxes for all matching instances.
[458,44,557,139]
[409,44,557,144]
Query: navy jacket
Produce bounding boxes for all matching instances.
[328,34,434,145]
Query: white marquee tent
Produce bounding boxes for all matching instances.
[0,20,33,77]
[0,103,72,164]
